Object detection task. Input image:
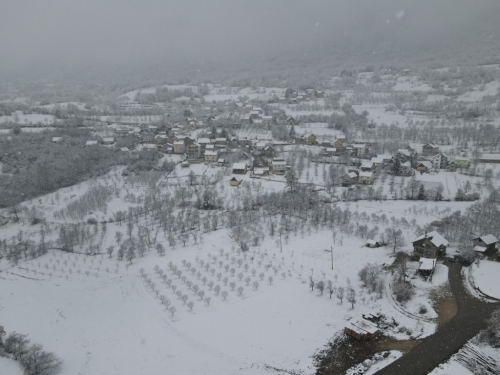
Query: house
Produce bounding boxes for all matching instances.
[432,153,449,170]
[366,240,381,248]
[352,144,368,157]
[412,231,449,259]
[332,137,345,149]
[173,141,186,154]
[423,143,440,156]
[230,177,242,187]
[418,258,436,277]
[271,160,287,175]
[253,167,270,177]
[344,320,380,340]
[52,137,62,143]
[371,154,392,168]
[447,161,457,172]
[102,137,115,145]
[358,171,375,185]
[186,143,201,159]
[325,148,337,156]
[119,147,130,153]
[399,161,413,176]
[85,140,98,146]
[215,138,227,145]
[454,156,470,168]
[304,133,317,145]
[263,145,276,158]
[232,163,247,175]
[480,154,500,164]
[204,151,219,163]
[360,160,375,172]
[343,172,358,186]
[416,161,432,173]
[472,235,499,256]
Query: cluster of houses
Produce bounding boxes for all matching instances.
[280,89,325,104]
[410,231,499,276]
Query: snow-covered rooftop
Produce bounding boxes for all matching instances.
[419,258,436,271]
[475,234,498,245]
[232,163,247,170]
[412,231,449,248]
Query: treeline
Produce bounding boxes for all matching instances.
[0,330,62,375]
[0,129,122,207]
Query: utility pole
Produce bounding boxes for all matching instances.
[330,246,333,270]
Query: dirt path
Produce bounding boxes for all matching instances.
[436,298,457,326]
[375,261,498,375]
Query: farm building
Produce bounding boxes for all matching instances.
[472,235,499,256]
[344,320,380,340]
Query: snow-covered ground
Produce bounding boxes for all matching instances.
[0,357,23,375]
[469,260,500,299]
[0,112,55,124]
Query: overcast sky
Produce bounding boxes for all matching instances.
[1,0,498,74]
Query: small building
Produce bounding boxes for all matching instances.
[181,161,190,168]
[304,133,317,145]
[102,137,115,145]
[52,137,62,143]
[412,231,449,259]
[263,146,276,158]
[332,137,345,149]
[454,156,470,169]
[232,163,247,175]
[352,144,368,157]
[173,141,186,154]
[344,320,380,340]
[343,172,358,186]
[400,161,413,176]
[416,161,432,173]
[358,171,375,185]
[253,167,270,177]
[119,147,130,153]
[418,258,436,277]
[271,160,287,175]
[423,143,440,156]
[360,160,375,172]
[366,240,381,248]
[479,154,500,164]
[472,235,499,255]
[85,140,98,146]
[432,153,449,169]
[230,177,242,187]
[325,147,337,156]
[447,161,457,172]
[205,150,219,163]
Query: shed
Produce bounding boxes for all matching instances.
[230,177,242,187]
[418,258,436,276]
[344,320,380,340]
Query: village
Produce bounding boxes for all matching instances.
[1,67,500,375]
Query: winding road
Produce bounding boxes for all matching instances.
[375,261,498,375]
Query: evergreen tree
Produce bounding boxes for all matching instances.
[289,125,296,139]
[392,155,401,176]
[417,184,426,200]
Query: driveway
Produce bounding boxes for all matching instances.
[375,261,498,375]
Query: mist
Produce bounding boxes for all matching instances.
[1,0,500,77]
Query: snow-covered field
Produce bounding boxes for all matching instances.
[470,260,500,299]
[0,164,458,375]
[0,112,55,124]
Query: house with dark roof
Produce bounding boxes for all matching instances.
[412,231,449,259]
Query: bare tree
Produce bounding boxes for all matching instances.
[20,344,62,375]
[327,280,334,299]
[346,287,356,309]
[336,286,344,304]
